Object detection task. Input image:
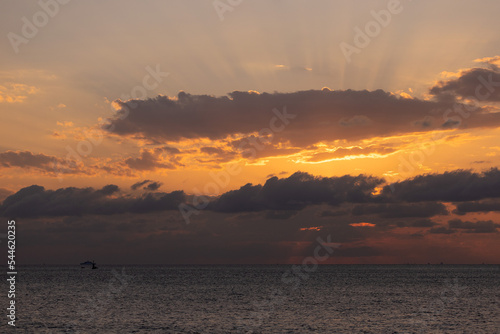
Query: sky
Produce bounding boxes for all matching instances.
[1,0,500,264]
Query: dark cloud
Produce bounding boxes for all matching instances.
[162,146,181,155]
[228,136,301,160]
[264,210,298,220]
[0,188,13,202]
[352,202,448,218]
[103,89,498,148]
[131,180,152,190]
[396,219,437,228]
[198,146,238,163]
[453,199,500,215]
[383,168,500,202]
[3,168,500,226]
[209,172,384,212]
[0,150,83,174]
[448,219,499,233]
[130,180,163,191]
[0,185,185,218]
[318,209,349,217]
[430,67,500,102]
[124,148,177,171]
[428,226,456,234]
[98,184,120,195]
[145,181,162,191]
[0,150,56,169]
[200,146,228,155]
[410,219,438,228]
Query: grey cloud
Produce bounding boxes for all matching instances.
[0,150,84,175]
[318,209,349,217]
[430,67,500,102]
[428,226,456,234]
[4,169,500,222]
[131,180,152,190]
[103,89,498,148]
[383,168,500,202]
[130,180,163,191]
[352,202,448,218]
[0,188,13,202]
[0,185,185,218]
[395,219,437,228]
[448,219,499,233]
[453,199,500,215]
[208,172,384,212]
[124,148,179,171]
[145,181,162,191]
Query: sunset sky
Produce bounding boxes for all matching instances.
[1,0,500,264]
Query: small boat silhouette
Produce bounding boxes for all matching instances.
[80,260,98,269]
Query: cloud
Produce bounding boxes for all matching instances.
[409,219,437,228]
[0,83,37,103]
[3,168,500,226]
[130,180,162,191]
[0,150,84,175]
[103,89,499,149]
[0,188,13,202]
[339,115,371,127]
[393,219,438,228]
[0,150,59,170]
[448,219,500,233]
[0,149,183,177]
[429,66,500,102]
[475,56,500,68]
[131,180,152,190]
[0,185,185,218]
[209,171,384,212]
[383,168,500,202]
[198,146,238,163]
[145,181,162,191]
[306,145,396,162]
[428,226,456,234]
[318,209,349,217]
[352,202,448,218]
[124,148,179,171]
[453,199,500,215]
[264,210,298,220]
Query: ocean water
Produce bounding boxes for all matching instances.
[2,265,499,333]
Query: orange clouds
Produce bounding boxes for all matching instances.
[350,222,375,227]
[0,83,37,103]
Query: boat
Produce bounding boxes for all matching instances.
[80,260,98,269]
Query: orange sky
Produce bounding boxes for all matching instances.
[1,1,500,264]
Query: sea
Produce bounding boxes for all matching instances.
[2,265,499,333]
